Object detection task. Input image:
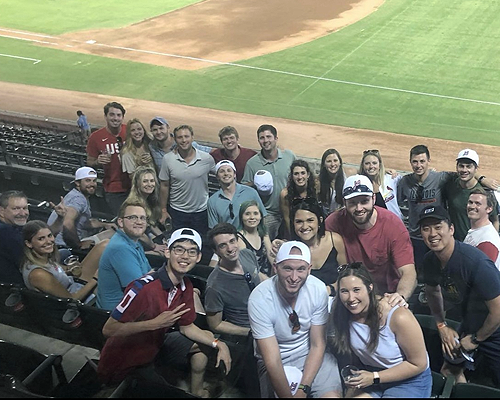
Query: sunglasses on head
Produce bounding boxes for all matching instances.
[292,196,318,207]
[342,185,373,198]
[289,310,300,334]
[244,272,256,292]
[363,149,379,154]
[337,262,364,274]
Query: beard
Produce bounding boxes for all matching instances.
[349,205,375,226]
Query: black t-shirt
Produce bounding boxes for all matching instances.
[423,240,500,335]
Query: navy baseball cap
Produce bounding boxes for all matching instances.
[417,205,450,226]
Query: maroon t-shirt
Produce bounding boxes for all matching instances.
[97,268,195,384]
[86,125,130,193]
[325,206,414,294]
[210,146,256,182]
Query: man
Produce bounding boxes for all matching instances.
[325,174,416,301]
[444,149,499,241]
[97,228,232,397]
[76,110,91,143]
[159,124,215,242]
[47,167,114,250]
[149,117,212,171]
[248,241,342,398]
[0,191,30,285]
[242,124,295,240]
[205,223,261,336]
[86,101,130,216]
[464,188,500,269]
[96,201,152,310]
[420,205,500,387]
[210,126,256,183]
[208,160,266,229]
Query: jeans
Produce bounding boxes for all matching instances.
[363,367,431,398]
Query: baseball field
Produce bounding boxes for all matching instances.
[0,0,499,174]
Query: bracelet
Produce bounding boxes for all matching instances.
[478,175,486,183]
[212,338,219,348]
[437,321,447,329]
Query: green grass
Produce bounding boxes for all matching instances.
[0,0,499,146]
[0,0,201,34]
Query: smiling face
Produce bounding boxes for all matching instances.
[274,258,311,298]
[258,130,277,153]
[105,107,124,132]
[117,205,148,240]
[292,166,309,189]
[363,155,380,179]
[420,218,454,254]
[139,173,156,196]
[410,153,430,178]
[213,233,240,264]
[241,205,262,230]
[151,123,170,142]
[0,196,29,226]
[339,275,372,317]
[467,193,492,223]
[129,122,145,143]
[76,177,97,197]
[456,160,477,186]
[324,153,341,175]
[221,133,238,151]
[174,128,194,151]
[217,165,236,185]
[293,209,319,242]
[167,239,201,277]
[25,227,55,257]
[345,195,375,227]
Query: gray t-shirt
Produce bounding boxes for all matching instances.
[397,170,453,239]
[204,248,260,328]
[47,188,91,247]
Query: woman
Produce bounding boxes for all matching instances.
[21,220,105,303]
[330,262,431,398]
[237,200,274,279]
[359,149,403,219]
[121,118,155,178]
[318,149,357,217]
[279,159,317,239]
[125,166,167,254]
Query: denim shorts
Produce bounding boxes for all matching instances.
[362,367,431,398]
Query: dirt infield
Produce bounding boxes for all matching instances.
[0,0,498,176]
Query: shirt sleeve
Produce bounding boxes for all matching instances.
[324,210,341,233]
[121,152,136,174]
[158,155,170,182]
[311,283,329,326]
[476,242,499,266]
[204,286,224,313]
[207,196,218,229]
[389,216,415,268]
[242,160,255,185]
[108,247,147,290]
[86,135,99,158]
[248,289,275,339]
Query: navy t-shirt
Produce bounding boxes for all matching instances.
[0,222,25,285]
[424,240,500,335]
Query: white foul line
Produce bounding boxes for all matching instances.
[0,27,499,107]
[0,53,41,64]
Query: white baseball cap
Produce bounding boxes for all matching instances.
[275,241,311,264]
[456,149,479,166]
[215,160,236,174]
[167,228,202,251]
[72,167,97,182]
[254,170,273,196]
[342,174,374,200]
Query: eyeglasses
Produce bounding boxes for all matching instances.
[291,196,318,207]
[363,149,379,154]
[415,185,424,202]
[337,262,363,274]
[171,245,199,257]
[289,310,300,334]
[342,184,373,198]
[123,215,147,222]
[116,136,123,150]
[244,272,256,292]
[229,203,235,219]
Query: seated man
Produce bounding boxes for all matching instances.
[97,228,231,397]
[248,241,342,398]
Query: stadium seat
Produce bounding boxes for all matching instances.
[77,303,110,350]
[0,284,38,333]
[450,382,500,398]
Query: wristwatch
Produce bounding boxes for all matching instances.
[373,371,380,385]
[298,384,312,396]
[470,332,481,345]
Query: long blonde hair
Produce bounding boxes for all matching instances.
[122,118,153,161]
[126,166,162,225]
[21,220,60,270]
[359,150,386,185]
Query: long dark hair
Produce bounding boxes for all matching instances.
[285,160,317,207]
[238,200,267,237]
[329,262,380,356]
[319,149,345,207]
[290,197,325,241]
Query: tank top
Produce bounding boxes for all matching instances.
[310,234,339,285]
[23,261,78,293]
[237,232,272,276]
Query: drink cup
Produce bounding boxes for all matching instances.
[341,365,360,384]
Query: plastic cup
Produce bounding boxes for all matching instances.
[341,365,360,383]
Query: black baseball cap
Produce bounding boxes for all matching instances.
[417,205,450,226]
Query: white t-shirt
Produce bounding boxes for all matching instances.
[464,223,500,270]
[248,274,328,366]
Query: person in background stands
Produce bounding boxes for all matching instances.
[210,126,256,183]
[76,110,91,143]
[86,101,130,216]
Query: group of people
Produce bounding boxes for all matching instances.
[1,99,500,397]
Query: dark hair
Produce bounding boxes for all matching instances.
[239,200,267,237]
[290,197,325,241]
[257,124,277,138]
[319,149,344,207]
[410,145,430,160]
[207,223,238,250]
[77,110,84,116]
[173,125,194,137]
[0,190,27,208]
[330,262,380,356]
[285,160,317,208]
[218,126,239,141]
[103,102,126,116]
